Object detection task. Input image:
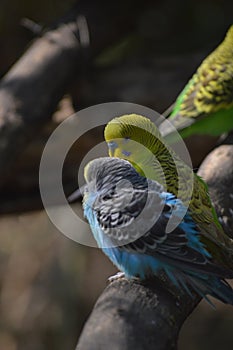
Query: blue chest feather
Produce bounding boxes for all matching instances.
[84,199,163,278]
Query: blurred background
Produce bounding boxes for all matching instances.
[0,1,233,349]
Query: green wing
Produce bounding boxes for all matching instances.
[160,25,233,141]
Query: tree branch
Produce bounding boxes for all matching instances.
[76,278,200,350]
[198,133,233,238]
[0,11,83,184]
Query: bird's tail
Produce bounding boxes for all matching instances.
[165,266,233,306]
[185,273,233,306]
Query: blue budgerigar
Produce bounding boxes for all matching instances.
[78,156,233,305]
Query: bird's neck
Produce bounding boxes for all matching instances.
[133,137,180,187]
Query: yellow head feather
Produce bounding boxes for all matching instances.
[104,114,175,184]
[104,114,162,143]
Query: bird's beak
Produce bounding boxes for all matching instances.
[68,185,86,203]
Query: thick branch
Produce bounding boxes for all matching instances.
[76,278,200,350]
[198,133,233,238]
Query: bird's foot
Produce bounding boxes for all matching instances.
[108,272,126,283]
[108,272,140,284]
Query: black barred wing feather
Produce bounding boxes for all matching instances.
[93,182,233,279]
[93,181,165,245]
[124,211,233,279]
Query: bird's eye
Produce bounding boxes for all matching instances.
[122,150,131,157]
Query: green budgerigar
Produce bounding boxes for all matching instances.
[159,25,233,141]
[104,113,233,273]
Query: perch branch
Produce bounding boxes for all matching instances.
[198,133,233,238]
[76,278,200,350]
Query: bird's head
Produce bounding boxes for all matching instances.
[83,156,164,205]
[104,114,166,177]
[84,157,142,193]
[68,158,137,205]
[104,114,162,157]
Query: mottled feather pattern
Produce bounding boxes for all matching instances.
[87,158,164,244]
[104,114,233,272]
[171,25,233,121]
[82,157,233,304]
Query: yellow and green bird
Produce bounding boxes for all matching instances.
[159,25,233,141]
[104,113,233,273]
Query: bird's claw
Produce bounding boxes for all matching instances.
[108,272,126,283]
